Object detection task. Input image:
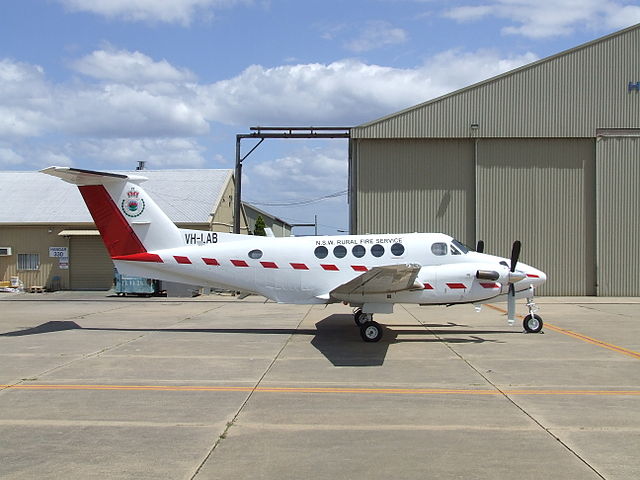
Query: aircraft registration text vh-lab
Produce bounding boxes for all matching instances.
[41,166,548,343]
[185,232,218,245]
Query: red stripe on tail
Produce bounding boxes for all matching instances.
[79,185,147,257]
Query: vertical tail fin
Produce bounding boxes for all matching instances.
[41,167,183,257]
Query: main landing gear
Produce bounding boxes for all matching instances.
[352,308,383,342]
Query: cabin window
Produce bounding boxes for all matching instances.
[248,249,263,259]
[431,242,447,256]
[371,244,385,257]
[352,245,365,258]
[452,239,470,254]
[390,243,405,256]
[314,246,328,259]
[333,245,347,258]
[450,244,461,255]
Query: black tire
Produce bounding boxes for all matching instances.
[523,314,543,333]
[354,309,372,326]
[353,307,363,326]
[360,321,383,342]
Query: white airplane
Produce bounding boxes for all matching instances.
[42,166,547,342]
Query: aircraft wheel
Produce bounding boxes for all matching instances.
[354,310,372,326]
[523,314,543,333]
[360,321,383,342]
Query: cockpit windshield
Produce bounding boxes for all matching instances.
[451,239,470,254]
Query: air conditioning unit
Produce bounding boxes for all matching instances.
[0,247,12,256]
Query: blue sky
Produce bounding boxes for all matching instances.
[2,1,640,233]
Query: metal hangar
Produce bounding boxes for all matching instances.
[348,23,640,296]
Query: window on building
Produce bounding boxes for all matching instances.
[18,253,40,271]
[333,245,347,258]
[390,243,405,256]
[371,244,385,257]
[314,246,328,259]
[248,249,263,259]
[431,243,447,256]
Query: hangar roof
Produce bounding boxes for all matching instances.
[352,23,640,139]
[0,169,233,224]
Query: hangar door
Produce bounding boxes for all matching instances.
[355,139,475,244]
[596,133,640,296]
[476,139,596,296]
[70,236,114,290]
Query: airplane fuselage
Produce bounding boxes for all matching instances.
[114,230,546,307]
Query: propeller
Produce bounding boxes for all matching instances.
[475,240,525,325]
[507,240,522,324]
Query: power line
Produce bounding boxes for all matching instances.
[246,190,347,207]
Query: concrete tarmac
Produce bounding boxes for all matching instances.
[0,292,639,479]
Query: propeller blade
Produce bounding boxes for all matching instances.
[507,283,516,325]
[510,240,521,272]
[476,240,485,253]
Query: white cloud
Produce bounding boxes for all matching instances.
[58,0,247,25]
[0,47,538,139]
[199,51,537,125]
[72,48,196,83]
[444,0,640,38]
[0,51,208,140]
[57,84,208,137]
[345,21,408,52]
[0,147,25,167]
[0,60,54,138]
[250,146,347,198]
[0,47,537,172]
[71,138,207,168]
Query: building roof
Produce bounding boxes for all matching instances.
[0,169,233,224]
[243,202,291,227]
[352,23,640,139]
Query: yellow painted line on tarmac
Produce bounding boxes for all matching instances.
[1,384,640,396]
[485,304,640,360]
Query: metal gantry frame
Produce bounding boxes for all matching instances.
[234,126,351,234]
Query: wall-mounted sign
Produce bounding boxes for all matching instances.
[49,247,68,258]
[58,257,69,269]
[629,82,640,92]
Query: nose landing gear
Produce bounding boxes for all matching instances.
[523,297,543,333]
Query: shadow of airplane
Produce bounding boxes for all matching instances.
[1,315,513,367]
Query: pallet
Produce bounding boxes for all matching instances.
[29,286,45,293]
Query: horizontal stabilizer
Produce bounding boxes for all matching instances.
[40,166,147,186]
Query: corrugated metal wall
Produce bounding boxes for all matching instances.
[353,25,640,139]
[355,139,475,245]
[477,139,596,295]
[348,25,639,296]
[70,236,114,290]
[596,135,640,296]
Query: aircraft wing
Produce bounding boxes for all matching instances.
[330,263,422,297]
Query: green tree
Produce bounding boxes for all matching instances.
[254,215,267,236]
